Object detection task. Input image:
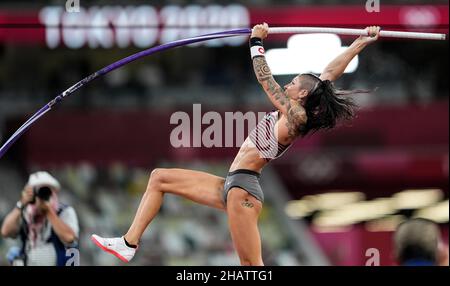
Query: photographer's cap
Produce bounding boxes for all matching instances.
[27,171,61,190]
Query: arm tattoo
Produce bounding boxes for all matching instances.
[252,57,305,138]
[285,101,306,139]
[253,57,288,107]
[253,56,272,81]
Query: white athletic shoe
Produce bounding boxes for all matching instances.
[91,234,137,263]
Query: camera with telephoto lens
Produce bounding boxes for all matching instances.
[30,186,53,204]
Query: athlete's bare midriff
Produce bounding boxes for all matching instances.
[229,137,268,174]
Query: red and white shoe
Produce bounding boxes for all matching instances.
[91,234,137,263]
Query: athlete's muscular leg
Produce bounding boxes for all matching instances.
[227,187,264,266]
[124,168,225,245]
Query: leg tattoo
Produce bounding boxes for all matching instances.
[241,199,254,208]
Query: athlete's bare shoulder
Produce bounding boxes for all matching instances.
[281,101,306,140]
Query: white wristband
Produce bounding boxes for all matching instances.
[250,45,265,59]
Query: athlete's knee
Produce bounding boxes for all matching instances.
[147,168,169,191]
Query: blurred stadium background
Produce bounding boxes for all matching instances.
[0,0,448,266]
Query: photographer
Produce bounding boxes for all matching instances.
[1,171,79,266]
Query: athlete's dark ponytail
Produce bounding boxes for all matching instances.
[299,79,360,137]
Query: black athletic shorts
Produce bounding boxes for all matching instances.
[222,169,264,205]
